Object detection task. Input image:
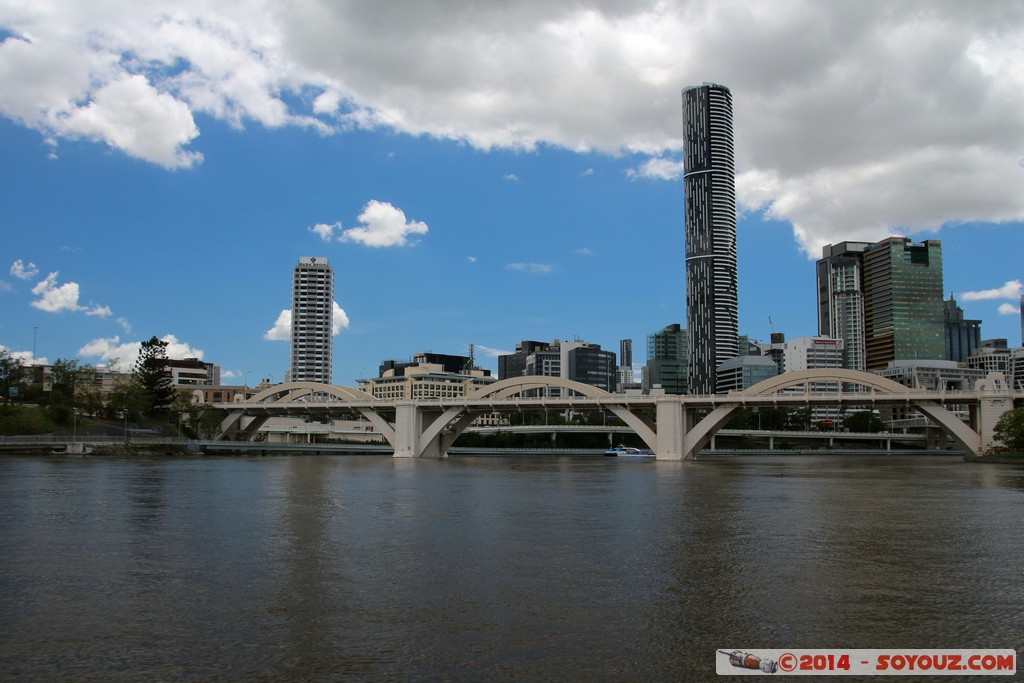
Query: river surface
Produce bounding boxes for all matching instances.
[1,454,1022,681]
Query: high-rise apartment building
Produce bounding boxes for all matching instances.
[862,238,944,369]
[816,242,870,371]
[682,82,738,394]
[290,256,334,383]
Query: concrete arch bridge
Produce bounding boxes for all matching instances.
[213,369,1018,459]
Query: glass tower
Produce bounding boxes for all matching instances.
[290,256,334,383]
[862,238,944,369]
[682,83,738,394]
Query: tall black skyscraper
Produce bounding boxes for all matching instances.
[682,83,738,394]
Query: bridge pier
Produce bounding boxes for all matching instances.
[655,400,685,460]
[393,402,419,457]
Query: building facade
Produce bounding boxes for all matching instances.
[862,238,944,369]
[498,339,615,396]
[643,324,688,394]
[715,355,778,393]
[682,82,738,394]
[816,241,870,371]
[290,256,334,383]
[943,294,982,363]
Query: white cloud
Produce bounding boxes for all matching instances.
[0,344,46,366]
[503,173,519,181]
[266,302,349,340]
[78,334,203,367]
[58,74,202,169]
[310,222,339,241]
[264,309,291,341]
[2,2,1023,254]
[467,256,477,263]
[507,262,554,275]
[30,272,83,313]
[627,157,684,181]
[574,247,596,256]
[960,279,1023,302]
[476,344,512,357]
[998,302,1021,316]
[339,200,428,248]
[10,259,39,280]
[332,302,350,334]
[29,271,112,317]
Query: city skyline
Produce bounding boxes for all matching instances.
[1,2,1022,385]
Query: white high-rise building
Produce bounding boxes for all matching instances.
[290,256,333,384]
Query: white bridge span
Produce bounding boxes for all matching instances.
[212,370,1019,460]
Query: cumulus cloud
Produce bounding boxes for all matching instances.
[10,259,39,280]
[998,302,1021,316]
[78,334,203,368]
[310,222,339,241]
[29,271,110,316]
[332,302,350,334]
[265,302,349,340]
[0,344,46,366]
[264,309,291,341]
[30,272,83,313]
[503,173,520,182]
[960,279,1023,302]
[507,262,554,275]
[339,200,428,248]
[2,1,1023,253]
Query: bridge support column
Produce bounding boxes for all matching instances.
[977,373,1014,453]
[656,399,685,460]
[393,402,419,457]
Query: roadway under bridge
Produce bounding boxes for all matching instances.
[212,369,1020,460]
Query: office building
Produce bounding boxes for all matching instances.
[499,339,615,396]
[862,238,944,369]
[617,339,638,392]
[816,242,870,370]
[290,256,333,383]
[965,339,1012,376]
[783,336,844,422]
[715,356,778,393]
[943,294,982,363]
[498,340,547,380]
[643,324,688,394]
[682,82,738,393]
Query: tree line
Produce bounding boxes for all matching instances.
[0,337,223,438]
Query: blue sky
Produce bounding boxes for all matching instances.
[2,1,1022,385]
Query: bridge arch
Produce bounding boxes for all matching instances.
[247,381,376,404]
[469,376,611,400]
[680,368,980,458]
[457,376,657,451]
[218,381,393,442]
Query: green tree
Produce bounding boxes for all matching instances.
[134,336,176,417]
[846,410,884,433]
[992,408,1024,451]
[0,349,23,400]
